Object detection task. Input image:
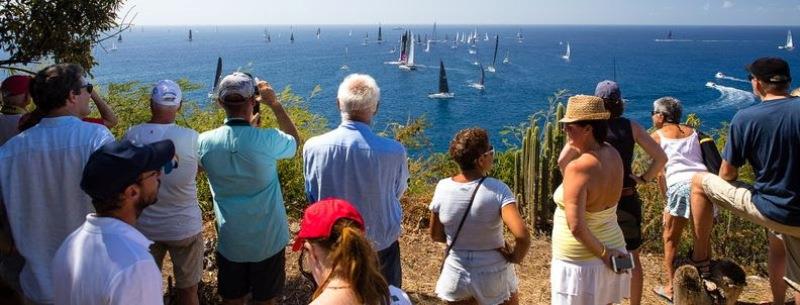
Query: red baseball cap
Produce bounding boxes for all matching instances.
[1,75,33,97]
[291,198,365,252]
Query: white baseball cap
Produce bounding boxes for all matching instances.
[151,80,182,107]
[217,72,255,102]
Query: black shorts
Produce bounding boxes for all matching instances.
[616,193,643,251]
[216,249,285,301]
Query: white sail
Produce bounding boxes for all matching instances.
[562,43,571,60]
[408,35,415,65]
[110,42,118,51]
[787,30,794,50]
[503,50,510,64]
[341,47,349,70]
[425,40,431,52]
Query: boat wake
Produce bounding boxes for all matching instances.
[705,82,756,109]
[714,72,748,83]
[653,39,693,42]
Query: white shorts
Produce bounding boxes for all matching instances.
[435,249,518,305]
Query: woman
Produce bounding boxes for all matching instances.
[293,198,411,305]
[559,81,666,305]
[551,95,630,305]
[649,97,709,302]
[429,128,530,305]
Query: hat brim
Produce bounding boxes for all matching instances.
[559,113,611,123]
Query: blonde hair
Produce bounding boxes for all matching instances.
[310,219,389,305]
[337,74,379,118]
[791,87,800,97]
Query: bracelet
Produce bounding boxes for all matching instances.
[600,245,607,258]
[639,175,652,183]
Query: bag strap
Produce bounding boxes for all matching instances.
[441,176,487,267]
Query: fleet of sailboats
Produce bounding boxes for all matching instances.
[428,60,454,99]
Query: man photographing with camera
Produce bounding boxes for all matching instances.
[198,72,299,305]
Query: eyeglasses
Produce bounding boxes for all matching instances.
[748,75,754,81]
[483,145,494,156]
[651,110,663,116]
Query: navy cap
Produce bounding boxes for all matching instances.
[595,80,622,101]
[747,57,792,83]
[81,140,175,201]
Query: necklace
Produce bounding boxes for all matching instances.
[325,285,351,290]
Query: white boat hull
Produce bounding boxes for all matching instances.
[428,92,454,99]
[469,84,485,90]
[399,64,416,71]
[487,66,496,73]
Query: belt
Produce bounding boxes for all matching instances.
[621,187,636,197]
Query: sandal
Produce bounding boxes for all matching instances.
[652,286,674,304]
[690,258,718,292]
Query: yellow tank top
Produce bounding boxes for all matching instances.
[551,184,626,261]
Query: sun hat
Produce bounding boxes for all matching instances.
[291,198,365,252]
[151,80,182,107]
[559,95,611,123]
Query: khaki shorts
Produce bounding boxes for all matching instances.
[150,233,205,289]
[701,174,800,286]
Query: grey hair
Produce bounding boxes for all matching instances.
[653,96,683,123]
[337,74,380,119]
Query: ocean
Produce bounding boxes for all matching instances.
[91,25,798,151]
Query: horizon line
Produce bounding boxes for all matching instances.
[130,23,800,27]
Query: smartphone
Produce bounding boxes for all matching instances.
[612,253,635,272]
[252,77,261,114]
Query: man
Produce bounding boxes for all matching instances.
[303,73,409,287]
[16,78,118,132]
[690,57,800,304]
[198,72,298,305]
[123,80,202,305]
[0,63,114,304]
[0,75,32,145]
[53,139,175,305]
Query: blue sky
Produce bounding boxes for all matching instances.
[123,0,800,25]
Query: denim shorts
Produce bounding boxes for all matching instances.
[666,181,692,219]
[435,249,518,305]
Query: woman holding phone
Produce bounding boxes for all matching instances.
[550,95,630,305]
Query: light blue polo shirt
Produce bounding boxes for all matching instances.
[198,118,297,262]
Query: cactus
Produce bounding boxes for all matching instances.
[512,102,566,232]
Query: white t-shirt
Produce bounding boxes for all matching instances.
[0,116,113,303]
[0,113,22,146]
[429,177,516,251]
[124,123,202,241]
[656,130,707,186]
[53,215,163,305]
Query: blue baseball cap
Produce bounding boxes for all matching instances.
[81,140,175,201]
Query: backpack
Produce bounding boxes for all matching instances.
[697,131,722,175]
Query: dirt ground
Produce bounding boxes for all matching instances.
[155,216,790,305]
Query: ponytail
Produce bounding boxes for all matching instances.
[310,220,390,305]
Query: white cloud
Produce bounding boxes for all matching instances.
[722,1,734,9]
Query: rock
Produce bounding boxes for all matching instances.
[672,260,747,305]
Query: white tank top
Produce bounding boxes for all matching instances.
[657,129,707,186]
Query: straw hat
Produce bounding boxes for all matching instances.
[559,95,610,123]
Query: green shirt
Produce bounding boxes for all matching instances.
[198,118,296,262]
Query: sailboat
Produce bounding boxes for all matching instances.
[110,41,118,51]
[779,30,794,51]
[484,33,489,41]
[117,34,122,42]
[487,34,499,73]
[667,30,673,40]
[361,32,368,46]
[188,29,193,41]
[399,31,417,71]
[469,63,486,91]
[503,50,510,64]
[562,43,571,61]
[316,28,321,39]
[425,40,431,53]
[517,29,523,43]
[432,22,438,41]
[341,47,350,70]
[290,32,295,44]
[429,60,454,99]
[377,24,383,44]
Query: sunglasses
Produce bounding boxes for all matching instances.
[651,110,661,116]
[747,75,754,81]
[483,145,494,156]
[80,83,94,94]
[136,170,160,182]
[298,248,318,290]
